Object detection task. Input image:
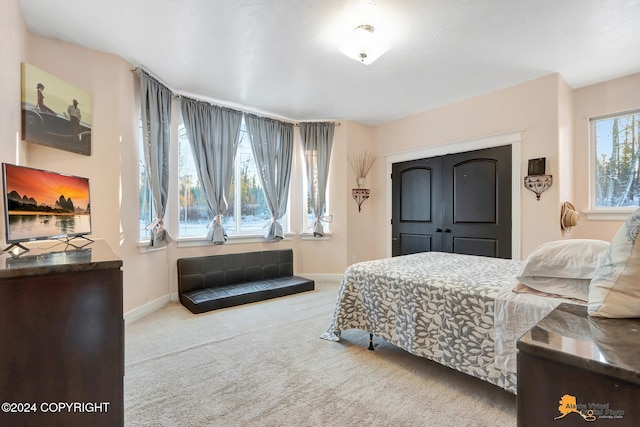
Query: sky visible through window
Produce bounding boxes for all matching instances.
[594,112,639,160]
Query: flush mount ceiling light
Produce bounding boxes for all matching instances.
[339,24,390,65]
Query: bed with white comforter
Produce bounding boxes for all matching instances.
[321,251,581,394]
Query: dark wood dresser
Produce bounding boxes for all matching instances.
[517,303,640,427]
[0,239,123,427]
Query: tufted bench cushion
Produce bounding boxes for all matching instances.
[177,249,314,314]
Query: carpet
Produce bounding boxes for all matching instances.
[124,280,516,426]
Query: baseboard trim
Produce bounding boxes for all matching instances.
[124,292,179,325]
[302,273,343,283]
[124,275,340,324]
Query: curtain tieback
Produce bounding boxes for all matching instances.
[319,214,333,224]
[262,217,278,228]
[307,214,333,230]
[145,217,165,234]
[207,214,224,228]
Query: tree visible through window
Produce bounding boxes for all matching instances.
[139,116,289,241]
[178,121,279,238]
[592,111,640,208]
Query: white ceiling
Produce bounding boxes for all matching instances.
[19,0,640,126]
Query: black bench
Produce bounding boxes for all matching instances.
[177,249,314,314]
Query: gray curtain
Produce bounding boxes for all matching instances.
[180,98,243,244]
[244,114,293,242]
[140,70,172,246]
[299,122,335,237]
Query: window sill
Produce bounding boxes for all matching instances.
[137,241,167,254]
[583,208,636,221]
[176,232,294,248]
[300,232,332,241]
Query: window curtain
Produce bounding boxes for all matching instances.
[180,98,243,244]
[299,122,335,237]
[139,70,172,246]
[244,114,294,242]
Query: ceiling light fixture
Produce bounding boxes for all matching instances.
[339,24,390,65]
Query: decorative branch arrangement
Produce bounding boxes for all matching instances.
[349,151,377,179]
[349,151,376,212]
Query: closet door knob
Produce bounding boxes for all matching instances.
[435,228,443,232]
[444,228,452,233]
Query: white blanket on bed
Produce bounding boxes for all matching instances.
[493,285,585,374]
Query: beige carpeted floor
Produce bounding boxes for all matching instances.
[124,280,516,426]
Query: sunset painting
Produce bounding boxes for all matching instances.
[3,163,92,243]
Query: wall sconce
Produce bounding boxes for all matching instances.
[352,188,370,212]
[349,151,376,213]
[524,157,552,200]
[524,175,553,200]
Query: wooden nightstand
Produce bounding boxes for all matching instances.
[517,303,640,427]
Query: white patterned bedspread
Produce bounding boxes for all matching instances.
[321,252,526,393]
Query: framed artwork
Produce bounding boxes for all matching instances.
[527,157,546,176]
[21,63,92,156]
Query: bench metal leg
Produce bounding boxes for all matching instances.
[368,333,374,351]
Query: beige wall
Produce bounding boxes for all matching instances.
[1,0,634,315]
[26,35,125,251]
[371,74,569,258]
[0,0,28,167]
[557,75,575,218]
[572,72,640,241]
[343,122,379,264]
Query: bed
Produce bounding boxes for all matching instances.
[320,251,589,394]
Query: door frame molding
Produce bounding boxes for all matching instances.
[385,129,523,260]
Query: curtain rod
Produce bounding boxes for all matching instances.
[295,122,341,127]
[132,67,340,127]
[131,67,172,91]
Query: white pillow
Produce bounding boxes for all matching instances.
[516,239,609,300]
[589,208,640,318]
[518,239,610,279]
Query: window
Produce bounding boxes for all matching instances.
[139,121,153,240]
[302,150,330,234]
[178,120,285,238]
[177,124,208,237]
[591,110,640,211]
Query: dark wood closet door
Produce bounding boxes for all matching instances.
[391,145,512,258]
[442,145,512,258]
[392,157,443,256]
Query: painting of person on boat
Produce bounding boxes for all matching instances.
[21,63,92,156]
